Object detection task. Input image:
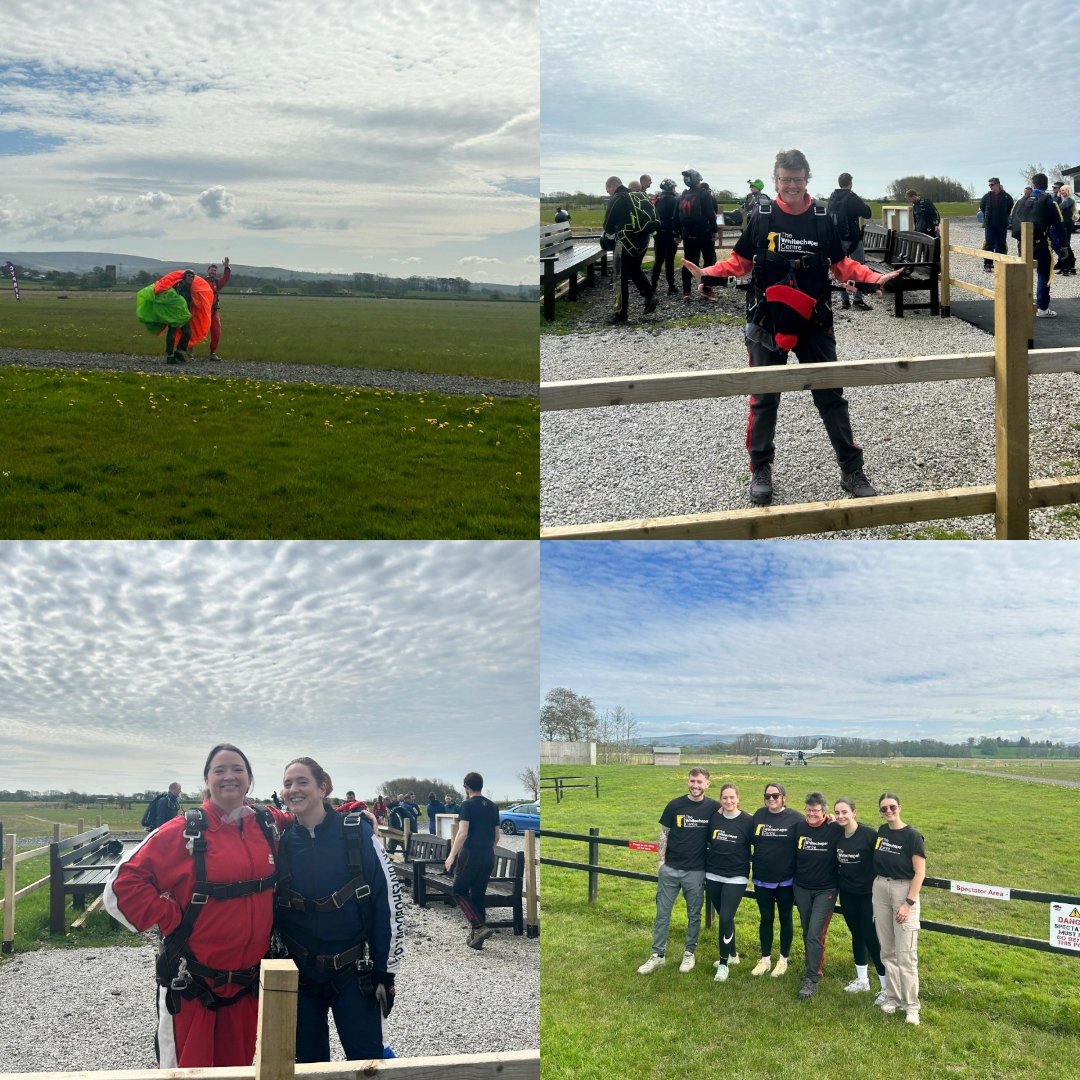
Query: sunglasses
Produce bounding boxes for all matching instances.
[880,804,899,812]
[764,792,782,800]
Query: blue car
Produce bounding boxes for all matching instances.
[499,802,540,835]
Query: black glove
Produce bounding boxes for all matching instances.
[373,972,395,1017]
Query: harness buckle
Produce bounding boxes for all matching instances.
[170,958,192,991]
[354,884,371,901]
[191,892,209,905]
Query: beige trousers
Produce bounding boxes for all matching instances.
[872,876,920,1012]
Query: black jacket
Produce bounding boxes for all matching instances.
[827,188,872,244]
[979,189,1015,231]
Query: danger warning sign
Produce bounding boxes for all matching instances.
[1049,904,1080,952]
[628,841,659,852]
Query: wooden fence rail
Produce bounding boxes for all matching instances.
[2,960,539,1080]
[541,257,1080,539]
[542,827,1080,957]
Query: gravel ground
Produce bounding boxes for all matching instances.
[0,347,538,400]
[0,835,538,1071]
[541,221,1080,538]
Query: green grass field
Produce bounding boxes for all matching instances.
[540,763,1080,1080]
[0,292,536,382]
[0,293,539,538]
[0,368,537,537]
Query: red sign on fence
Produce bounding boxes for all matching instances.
[628,841,659,852]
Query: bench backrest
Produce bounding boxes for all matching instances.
[862,223,892,258]
[540,222,575,261]
[406,833,450,861]
[492,845,525,886]
[891,230,939,268]
[53,826,111,868]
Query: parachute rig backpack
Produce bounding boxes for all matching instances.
[155,805,279,1014]
[274,812,377,1002]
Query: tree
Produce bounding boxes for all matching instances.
[517,767,539,800]
[597,704,641,763]
[1021,162,1070,186]
[376,776,462,803]
[886,175,972,202]
[540,686,599,741]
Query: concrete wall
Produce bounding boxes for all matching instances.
[541,740,597,765]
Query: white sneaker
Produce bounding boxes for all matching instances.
[751,957,772,976]
[905,1009,921,1026]
[637,954,665,975]
[714,964,729,982]
[844,978,871,993]
[1036,308,1058,318]
[678,952,695,973]
[880,1001,899,1014]
[727,953,741,966]
[873,989,889,1006]
[770,956,788,978]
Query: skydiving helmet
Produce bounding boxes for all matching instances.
[659,178,678,193]
[682,169,702,187]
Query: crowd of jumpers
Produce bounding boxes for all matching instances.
[593,149,1076,507]
[105,745,502,1068]
[639,767,927,1027]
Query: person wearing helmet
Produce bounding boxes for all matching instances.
[677,169,718,301]
[743,179,771,217]
[682,148,904,507]
[601,175,659,324]
[165,270,196,363]
[651,179,681,294]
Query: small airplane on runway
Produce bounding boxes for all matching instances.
[755,739,835,766]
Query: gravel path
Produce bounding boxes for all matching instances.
[0,837,538,1071]
[541,221,1080,538]
[0,348,538,400]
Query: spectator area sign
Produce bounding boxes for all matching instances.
[1050,904,1080,952]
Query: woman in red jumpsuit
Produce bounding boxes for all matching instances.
[104,744,280,1068]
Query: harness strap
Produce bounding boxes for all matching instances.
[277,872,371,913]
[280,932,373,973]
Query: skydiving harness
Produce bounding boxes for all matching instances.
[156,806,279,1015]
[746,200,834,333]
[274,812,376,1003]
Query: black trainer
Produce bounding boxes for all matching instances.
[607,313,628,325]
[840,468,877,498]
[853,297,872,310]
[840,292,851,309]
[643,292,659,315]
[749,465,773,506]
[797,977,818,1000]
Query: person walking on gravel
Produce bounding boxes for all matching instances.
[444,771,501,949]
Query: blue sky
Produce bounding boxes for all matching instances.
[540,542,1080,744]
[542,0,1078,200]
[0,0,537,283]
[0,542,539,800]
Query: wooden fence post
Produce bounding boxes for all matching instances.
[254,959,298,1080]
[52,823,60,842]
[524,830,539,938]
[588,828,599,903]
[995,259,1030,538]
[77,819,84,835]
[3,832,15,953]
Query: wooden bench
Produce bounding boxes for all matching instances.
[49,826,131,933]
[410,837,525,936]
[860,223,941,317]
[397,832,451,890]
[540,222,607,321]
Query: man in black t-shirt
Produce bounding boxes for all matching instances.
[444,771,501,949]
[637,768,720,975]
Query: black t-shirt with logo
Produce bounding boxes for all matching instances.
[873,824,926,880]
[660,794,720,870]
[705,810,755,878]
[836,823,878,894]
[793,818,842,890]
[750,805,802,883]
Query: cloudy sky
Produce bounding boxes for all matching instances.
[1,0,537,282]
[0,542,539,799]
[542,0,1079,200]
[541,542,1080,745]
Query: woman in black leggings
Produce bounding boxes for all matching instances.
[749,782,801,978]
[833,796,887,1002]
[704,783,755,982]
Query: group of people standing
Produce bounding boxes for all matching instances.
[104,745,501,1068]
[638,768,927,1027]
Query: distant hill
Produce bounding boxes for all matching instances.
[642,733,732,747]
[5,251,533,298]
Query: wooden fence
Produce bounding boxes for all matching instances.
[2,960,539,1080]
[543,827,1080,957]
[541,249,1080,539]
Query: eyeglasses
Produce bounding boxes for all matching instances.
[764,792,782,800]
[804,807,824,815]
[880,804,899,812]
[776,176,807,186]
